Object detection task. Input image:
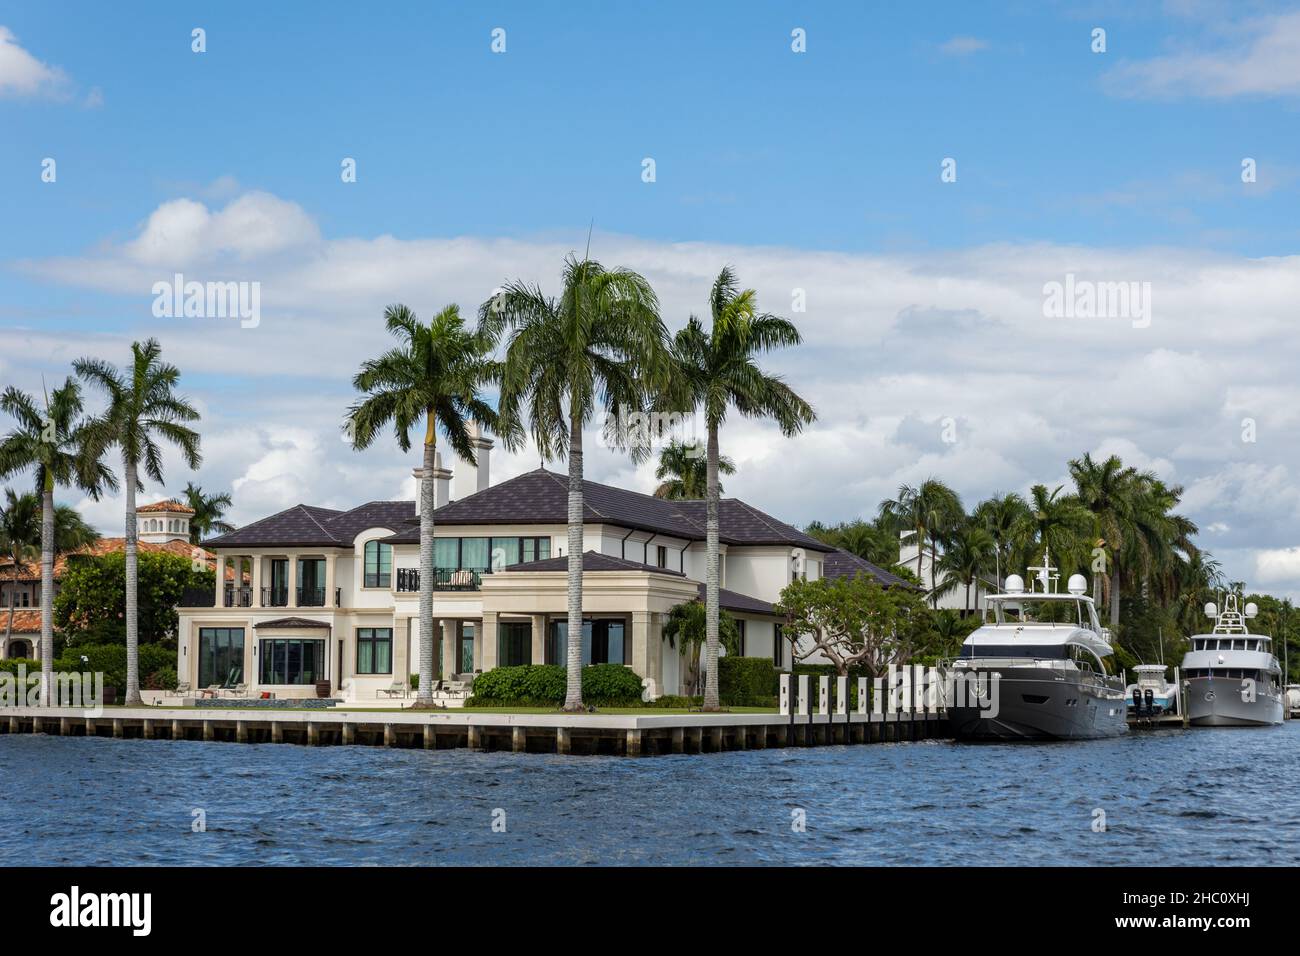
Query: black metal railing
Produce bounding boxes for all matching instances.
[223,585,253,608]
[296,586,326,607]
[334,586,342,607]
[261,586,289,607]
[396,567,487,592]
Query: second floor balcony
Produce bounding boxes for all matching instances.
[220,585,340,608]
[396,567,486,592]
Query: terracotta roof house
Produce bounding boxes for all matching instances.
[176,445,902,702]
[0,609,40,660]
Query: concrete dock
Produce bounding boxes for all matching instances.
[0,704,950,756]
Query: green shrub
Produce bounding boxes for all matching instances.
[0,658,41,675]
[645,694,698,708]
[719,656,778,707]
[52,643,176,690]
[467,663,644,707]
[144,666,178,691]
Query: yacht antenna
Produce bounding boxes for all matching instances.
[1026,549,1059,594]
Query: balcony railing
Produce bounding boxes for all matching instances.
[223,585,253,608]
[396,568,486,592]
[262,586,289,608]
[297,586,326,607]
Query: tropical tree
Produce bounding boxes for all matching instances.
[1,488,39,649]
[804,518,899,568]
[54,505,100,552]
[0,380,116,698]
[1013,483,1091,585]
[661,599,741,696]
[653,439,733,500]
[878,478,963,607]
[183,483,234,544]
[75,340,201,705]
[1068,453,1142,622]
[936,520,995,615]
[665,266,814,710]
[972,492,1029,589]
[349,304,501,708]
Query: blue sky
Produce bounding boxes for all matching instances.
[3,1,1300,595]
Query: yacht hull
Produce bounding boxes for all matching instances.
[1185,677,1283,726]
[949,668,1129,741]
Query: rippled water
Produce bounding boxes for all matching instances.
[2,723,1297,866]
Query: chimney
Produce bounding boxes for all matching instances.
[451,421,493,501]
[413,454,452,516]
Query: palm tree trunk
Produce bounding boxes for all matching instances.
[915,525,924,580]
[930,537,940,609]
[5,555,17,648]
[415,425,436,706]
[563,408,584,712]
[1109,565,1121,628]
[40,479,54,702]
[702,422,721,712]
[124,456,142,705]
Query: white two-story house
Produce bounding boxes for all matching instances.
[176,451,906,701]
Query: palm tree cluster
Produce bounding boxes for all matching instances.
[807,454,1220,659]
[0,339,202,704]
[350,259,814,712]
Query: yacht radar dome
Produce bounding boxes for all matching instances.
[1246,602,1259,619]
[1004,574,1025,594]
[1205,602,1218,619]
[1067,574,1087,596]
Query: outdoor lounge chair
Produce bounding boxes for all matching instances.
[175,681,191,695]
[378,681,407,699]
[224,683,248,698]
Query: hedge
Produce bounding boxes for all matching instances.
[53,643,177,691]
[467,663,644,707]
[718,656,779,707]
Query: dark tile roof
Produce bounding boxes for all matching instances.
[500,551,686,577]
[203,501,412,549]
[696,582,778,617]
[822,549,915,589]
[253,617,333,629]
[382,468,833,552]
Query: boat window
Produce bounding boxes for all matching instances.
[960,644,1067,659]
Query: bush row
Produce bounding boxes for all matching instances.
[467,663,645,707]
[0,644,177,691]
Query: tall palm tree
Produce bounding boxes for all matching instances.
[1069,453,1141,625]
[804,518,897,568]
[1,489,39,650]
[936,521,995,615]
[1013,483,1091,583]
[349,304,500,708]
[653,439,734,500]
[666,267,814,711]
[879,478,963,607]
[75,340,201,705]
[972,492,1029,589]
[0,380,116,698]
[54,505,99,552]
[183,483,234,544]
[481,255,669,711]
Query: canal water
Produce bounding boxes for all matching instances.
[2,723,1296,865]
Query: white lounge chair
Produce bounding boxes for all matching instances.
[377,681,407,699]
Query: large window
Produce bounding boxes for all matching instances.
[260,638,326,684]
[498,622,532,667]
[364,541,392,588]
[199,627,244,688]
[458,622,476,674]
[547,619,629,666]
[356,627,393,675]
[437,536,551,572]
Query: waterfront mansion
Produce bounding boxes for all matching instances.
[179,448,905,702]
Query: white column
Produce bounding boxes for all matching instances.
[324,553,336,608]
[287,553,299,608]
[250,554,263,607]
[214,554,227,606]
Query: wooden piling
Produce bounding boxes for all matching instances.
[512,726,527,753]
[556,726,571,755]
[343,722,355,745]
[306,722,319,746]
[171,718,182,740]
[384,724,396,747]
[270,720,283,744]
[235,721,248,744]
[201,720,213,742]
[112,718,123,739]
[422,724,434,750]
[467,725,482,749]
[625,728,641,757]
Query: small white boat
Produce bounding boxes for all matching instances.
[1125,664,1179,717]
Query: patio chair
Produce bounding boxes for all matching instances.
[175,681,192,695]
[377,680,407,699]
[225,683,248,699]
[199,685,221,699]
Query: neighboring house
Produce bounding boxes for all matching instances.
[0,498,216,660]
[176,451,903,701]
[897,534,995,613]
[0,609,39,660]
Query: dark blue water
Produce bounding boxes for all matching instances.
[3,724,1297,865]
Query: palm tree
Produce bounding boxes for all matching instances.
[1068,453,1141,625]
[183,483,234,544]
[348,304,501,709]
[973,492,1029,589]
[936,521,995,615]
[653,439,734,499]
[1,489,39,650]
[666,266,815,711]
[0,380,116,698]
[481,255,669,711]
[879,478,963,607]
[75,340,201,705]
[1014,484,1091,581]
[54,505,99,552]
[804,518,897,568]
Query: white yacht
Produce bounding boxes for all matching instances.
[1180,593,1283,727]
[947,553,1128,740]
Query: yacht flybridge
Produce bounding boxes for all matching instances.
[1180,592,1283,727]
[947,552,1128,740]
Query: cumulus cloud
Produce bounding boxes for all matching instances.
[0,25,70,99]
[8,188,1300,594]
[1103,11,1300,99]
[938,36,989,56]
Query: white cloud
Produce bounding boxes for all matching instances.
[0,25,69,99]
[9,188,1300,589]
[938,36,989,56]
[1256,547,1300,584]
[1104,11,1300,99]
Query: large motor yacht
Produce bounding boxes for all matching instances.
[947,553,1128,740]
[1180,593,1283,727]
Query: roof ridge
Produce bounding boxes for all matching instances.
[540,469,617,523]
[298,504,343,543]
